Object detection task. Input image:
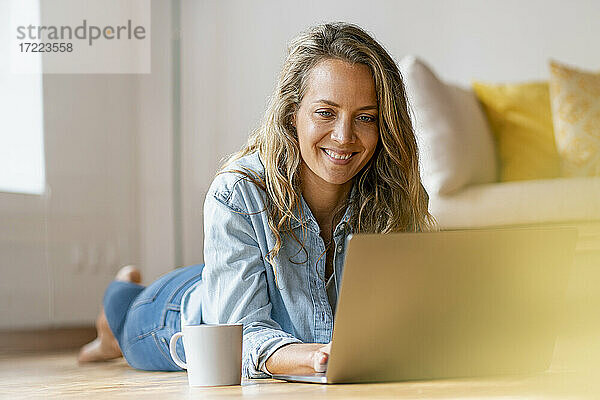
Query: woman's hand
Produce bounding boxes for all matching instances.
[312,342,331,372]
[264,342,333,375]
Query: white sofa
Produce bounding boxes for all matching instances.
[400,56,600,336]
[430,177,600,232]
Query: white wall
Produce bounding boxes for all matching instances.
[0,0,175,329]
[0,73,139,330]
[136,0,177,282]
[179,0,600,266]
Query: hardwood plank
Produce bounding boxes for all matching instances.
[0,335,599,400]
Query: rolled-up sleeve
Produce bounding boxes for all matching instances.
[201,190,302,379]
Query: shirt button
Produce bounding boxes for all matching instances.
[337,245,343,253]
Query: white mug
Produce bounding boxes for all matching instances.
[169,324,243,387]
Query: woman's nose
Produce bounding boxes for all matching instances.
[330,118,356,144]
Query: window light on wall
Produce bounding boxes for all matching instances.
[0,0,45,195]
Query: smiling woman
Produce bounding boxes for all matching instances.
[79,22,435,380]
[295,59,379,186]
[294,59,380,286]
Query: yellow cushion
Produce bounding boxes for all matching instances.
[472,81,560,181]
[549,61,600,176]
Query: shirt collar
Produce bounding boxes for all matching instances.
[290,182,357,234]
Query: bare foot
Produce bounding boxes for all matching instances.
[78,265,142,363]
[115,264,142,284]
[77,309,122,363]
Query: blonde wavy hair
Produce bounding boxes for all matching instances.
[219,22,436,274]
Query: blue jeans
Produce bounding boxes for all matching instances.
[103,264,204,371]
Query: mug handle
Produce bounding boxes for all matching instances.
[169,332,187,369]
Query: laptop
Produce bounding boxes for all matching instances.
[272,227,577,384]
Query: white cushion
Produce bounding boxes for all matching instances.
[399,56,498,195]
[430,176,600,229]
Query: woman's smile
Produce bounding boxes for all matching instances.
[321,148,357,164]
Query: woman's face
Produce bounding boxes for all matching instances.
[294,58,379,187]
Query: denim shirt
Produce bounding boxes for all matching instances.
[181,151,354,379]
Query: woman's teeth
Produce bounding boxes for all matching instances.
[324,149,353,160]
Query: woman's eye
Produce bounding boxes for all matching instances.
[358,115,376,123]
[316,110,333,118]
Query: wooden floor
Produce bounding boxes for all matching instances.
[1,334,600,399]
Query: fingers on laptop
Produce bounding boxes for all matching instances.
[313,342,332,372]
[313,351,328,372]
